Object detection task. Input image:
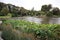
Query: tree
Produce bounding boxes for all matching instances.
[41,4,52,17]
[0,7,9,16]
[47,4,52,11]
[0,2,6,11]
[19,7,27,16]
[41,5,47,12]
[51,7,60,15]
[41,4,52,12]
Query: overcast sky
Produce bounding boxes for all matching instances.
[0,0,60,10]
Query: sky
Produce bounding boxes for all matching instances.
[0,0,60,11]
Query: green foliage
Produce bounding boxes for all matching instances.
[1,23,33,40]
[41,4,52,12]
[51,7,60,16]
[3,20,60,40]
[46,12,53,17]
[0,2,60,17]
[7,13,12,17]
[0,16,11,18]
[0,2,6,11]
[41,4,53,17]
[1,7,9,16]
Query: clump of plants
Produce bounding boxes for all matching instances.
[2,20,60,40]
[1,22,35,40]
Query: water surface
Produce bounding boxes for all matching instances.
[11,17,60,24]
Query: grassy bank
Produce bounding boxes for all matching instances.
[0,20,60,40]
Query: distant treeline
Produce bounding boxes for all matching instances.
[0,2,60,17]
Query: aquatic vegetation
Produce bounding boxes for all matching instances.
[2,20,60,40]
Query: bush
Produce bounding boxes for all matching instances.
[1,23,35,40]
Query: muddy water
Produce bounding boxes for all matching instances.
[11,17,60,24]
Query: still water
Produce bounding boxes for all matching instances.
[11,16,60,24]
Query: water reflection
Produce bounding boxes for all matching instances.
[24,17,42,24]
[49,18,60,24]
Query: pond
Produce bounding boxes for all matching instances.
[10,16,60,24]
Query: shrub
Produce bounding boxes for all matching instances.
[1,23,35,40]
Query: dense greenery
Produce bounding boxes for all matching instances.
[0,2,60,17]
[1,20,60,40]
